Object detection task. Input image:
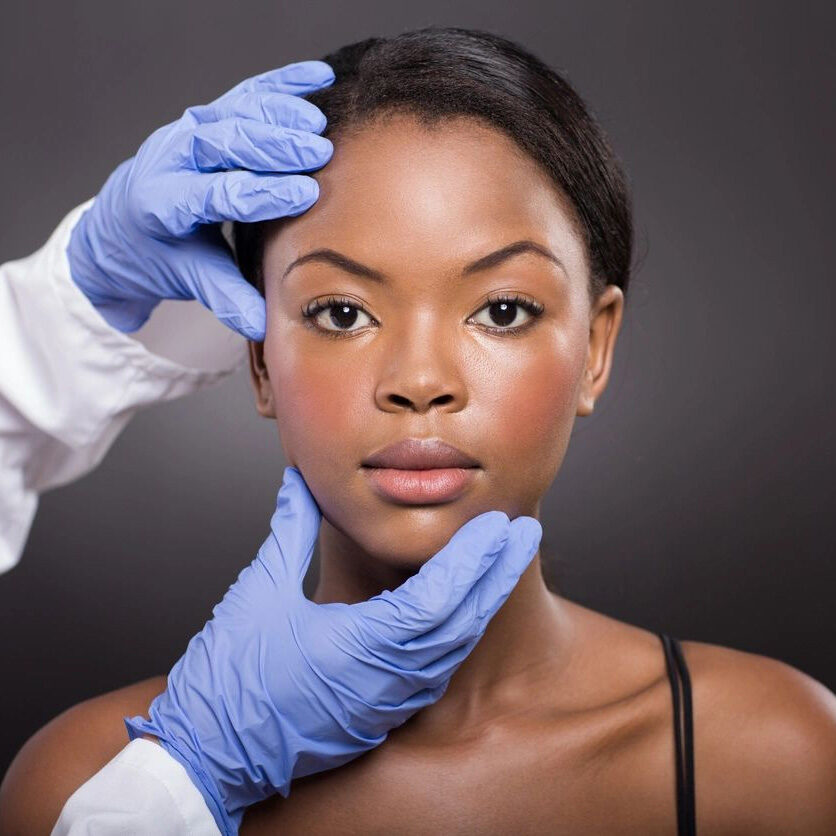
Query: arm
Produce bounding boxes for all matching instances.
[1,53,341,575]
[0,199,246,575]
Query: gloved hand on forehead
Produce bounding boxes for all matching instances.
[125,466,542,835]
[66,60,335,340]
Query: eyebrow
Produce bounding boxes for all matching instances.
[281,239,566,283]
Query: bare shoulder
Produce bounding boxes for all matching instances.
[681,638,836,835]
[0,676,167,834]
[566,603,836,834]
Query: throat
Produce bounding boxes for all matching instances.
[310,515,578,744]
[396,561,575,744]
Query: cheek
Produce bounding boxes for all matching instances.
[477,325,586,506]
[510,333,582,443]
[266,334,365,455]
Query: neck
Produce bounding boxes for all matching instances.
[312,516,576,742]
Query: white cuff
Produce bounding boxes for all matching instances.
[0,199,249,573]
[51,738,221,835]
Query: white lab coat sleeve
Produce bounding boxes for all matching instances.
[0,199,248,574]
[51,738,222,835]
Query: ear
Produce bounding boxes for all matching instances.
[577,284,624,416]
[248,340,276,418]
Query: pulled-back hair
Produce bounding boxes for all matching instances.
[233,26,634,305]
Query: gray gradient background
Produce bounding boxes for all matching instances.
[1,1,833,776]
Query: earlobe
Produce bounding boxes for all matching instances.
[576,285,624,417]
[576,366,596,416]
[247,341,277,419]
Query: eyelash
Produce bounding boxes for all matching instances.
[301,293,545,340]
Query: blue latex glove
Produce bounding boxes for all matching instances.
[124,466,542,834]
[66,61,335,340]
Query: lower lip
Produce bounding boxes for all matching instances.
[361,467,479,504]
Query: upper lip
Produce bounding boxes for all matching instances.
[362,438,480,469]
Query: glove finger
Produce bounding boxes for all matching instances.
[399,517,542,669]
[369,636,475,707]
[196,270,266,341]
[186,119,333,174]
[209,61,335,104]
[355,510,510,642]
[413,635,478,689]
[364,517,542,672]
[179,169,319,231]
[465,516,542,631]
[178,233,267,339]
[378,681,449,722]
[183,91,327,134]
[257,466,322,591]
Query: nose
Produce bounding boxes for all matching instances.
[373,322,469,414]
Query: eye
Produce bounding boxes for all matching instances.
[469,293,544,334]
[301,292,545,339]
[302,296,375,337]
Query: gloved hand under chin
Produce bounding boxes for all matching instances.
[124,465,542,835]
[66,60,335,340]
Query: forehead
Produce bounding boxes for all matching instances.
[264,113,588,281]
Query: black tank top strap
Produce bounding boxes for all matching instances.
[658,632,697,835]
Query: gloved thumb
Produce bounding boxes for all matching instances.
[256,466,322,592]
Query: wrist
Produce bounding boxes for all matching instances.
[66,207,107,301]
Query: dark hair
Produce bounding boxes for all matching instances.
[233,26,634,305]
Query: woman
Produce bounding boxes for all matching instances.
[6,27,836,835]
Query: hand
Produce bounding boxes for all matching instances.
[66,61,335,339]
[124,466,542,834]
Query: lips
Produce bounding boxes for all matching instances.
[362,466,478,505]
[361,437,480,470]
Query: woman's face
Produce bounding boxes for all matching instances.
[249,112,623,571]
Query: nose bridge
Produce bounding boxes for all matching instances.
[374,307,467,412]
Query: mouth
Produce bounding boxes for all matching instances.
[361,466,479,505]
[361,437,481,505]
[361,437,480,469]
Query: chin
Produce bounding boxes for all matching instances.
[336,502,490,566]
[367,539,447,570]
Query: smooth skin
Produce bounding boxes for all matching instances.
[2,113,835,835]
